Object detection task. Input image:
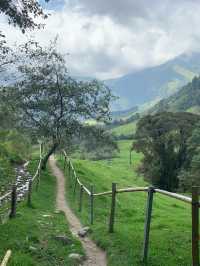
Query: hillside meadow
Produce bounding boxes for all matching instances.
[58,140,197,266]
[110,122,137,136]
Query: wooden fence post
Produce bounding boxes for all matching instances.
[40,143,43,156]
[68,162,71,177]
[90,185,94,225]
[142,186,154,262]
[9,185,17,218]
[192,186,199,266]
[27,180,32,207]
[64,156,67,171]
[73,178,78,195]
[1,250,12,266]
[129,150,132,165]
[36,168,40,192]
[109,182,117,233]
[79,185,83,212]
[68,162,72,187]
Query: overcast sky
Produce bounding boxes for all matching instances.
[1,0,200,79]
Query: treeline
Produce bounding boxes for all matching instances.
[109,112,140,128]
[106,113,140,141]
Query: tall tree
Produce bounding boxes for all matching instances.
[178,122,200,191]
[132,112,199,191]
[2,40,114,169]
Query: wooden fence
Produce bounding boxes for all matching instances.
[61,150,200,266]
[0,144,43,220]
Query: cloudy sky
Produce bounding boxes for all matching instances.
[1,0,200,79]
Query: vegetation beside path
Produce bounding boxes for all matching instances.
[0,158,84,266]
[58,140,196,266]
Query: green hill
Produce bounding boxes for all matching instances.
[110,75,200,137]
[151,76,200,114]
[106,52,200,111]
[110,121,136,137]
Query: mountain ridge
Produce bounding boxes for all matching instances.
[105,52,200,111]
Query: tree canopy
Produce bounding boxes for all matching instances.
[178,122,200,191]
[0,0,49,32]
[132,112,200,191]
[1,40,114,168]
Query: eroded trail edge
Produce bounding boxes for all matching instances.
[49,155,107,266]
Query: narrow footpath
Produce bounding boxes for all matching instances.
[49,155,107,266]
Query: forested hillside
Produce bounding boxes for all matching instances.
[151,76,200,114]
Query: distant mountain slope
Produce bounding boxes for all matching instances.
[111,106,138,119]
[109,75,200,137]
[106,52,200,111]
[150,76,200,114]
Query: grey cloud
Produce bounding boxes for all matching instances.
[2,0,200,79]
[70,0,175,24]
[70,0,199,26]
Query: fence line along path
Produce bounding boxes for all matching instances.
[61,150,200,266]
[49,155,107,266]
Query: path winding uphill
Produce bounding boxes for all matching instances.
[49,155,107,266]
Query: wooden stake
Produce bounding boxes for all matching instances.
[68,162,72,187]
[40,143,43,157]
[1,250,12,266]
[64,156,67,171]
[90,185,94,225]
[192,186,199,266]
[129,150,132,165]
[36,168,40,192]
[9,185,17,218]
[68,162,71,177]
[109,183,117,233]
[79,185,83,212]
[27,180,32,207]
[73,178,78,195]
[142,186,154,262]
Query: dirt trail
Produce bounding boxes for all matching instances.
[49,155,107,266]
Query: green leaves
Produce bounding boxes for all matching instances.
[0,0,48,32]
[2,40,115,168]
[133,112,200,191]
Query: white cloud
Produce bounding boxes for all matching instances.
[1,0,200,79]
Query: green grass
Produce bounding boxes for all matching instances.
[110,122,137,136]
[58,140,197,266]
[0,159,84,266]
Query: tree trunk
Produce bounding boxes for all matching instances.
[41,142,59,170]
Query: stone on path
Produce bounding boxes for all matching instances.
[78,227,91,238]
[68,253,83,263]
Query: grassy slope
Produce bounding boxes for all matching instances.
[110,122,136,136]
[0,159,84,266]
[58,140,196,266]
